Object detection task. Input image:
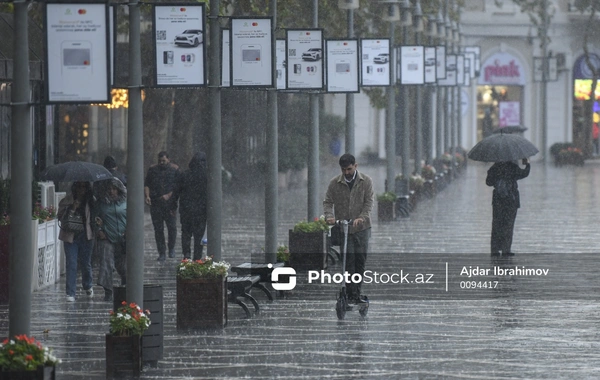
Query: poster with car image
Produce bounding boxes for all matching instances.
[361,39,391,87]
[438,54,457,86]
[399,46,424,85]
[286,29,324,90]
[424,47,436,84]
[326,39,359,93]
[45,3,110,103]
[154,4,206,87]
[231,18,273,88]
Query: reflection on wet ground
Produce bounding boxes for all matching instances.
[2,161,600,379]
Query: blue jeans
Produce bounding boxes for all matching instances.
[63,232,93,297]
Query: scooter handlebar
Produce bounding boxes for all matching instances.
[333,219,354,226]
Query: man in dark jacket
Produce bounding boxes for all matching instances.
[173,152,208,260]
[485,158,530,256]
[144,151,179,261]
[103,155,127,187]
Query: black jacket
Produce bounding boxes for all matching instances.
[486,161,530,208]
[174,152,208,222]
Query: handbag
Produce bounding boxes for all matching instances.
[59,210,85,233]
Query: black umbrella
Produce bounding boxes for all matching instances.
[492,125,528,134]
[468,133,539,162]
[41,161,113,182]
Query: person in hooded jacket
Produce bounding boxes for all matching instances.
[173,152,208,260]
[485,158,530,256]
[94,178,127,301]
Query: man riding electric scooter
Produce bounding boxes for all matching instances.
[323,154,374,308]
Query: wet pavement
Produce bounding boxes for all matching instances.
[2,160,600,379]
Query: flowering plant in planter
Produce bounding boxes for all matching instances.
[32,203,56,224]
[176,257,230,280]
[293,217,329,233]
[558,147,584,166]
[0,334,60,371]
[277,245,290,263]
[377,191,397,203]
[421,165,436,180]
[109,301,151,337]
[409,174,425,191]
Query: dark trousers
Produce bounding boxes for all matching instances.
[181,216,207,260]
[150,200,177,256]
[491,203,518,254]
[344,228,370,299]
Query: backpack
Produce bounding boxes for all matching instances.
[495,178,512,198]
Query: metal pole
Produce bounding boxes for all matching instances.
[414,30,423,174]
[345,9,355,155]
[307,0,319,221]
[401,26,411,179]
[541,0,548,163]
[126,0,144,307]
[425,33,434,165]
[265,0,278,262]
[207,0,222,260]
[9,0,32,337]
[386,21,396,192]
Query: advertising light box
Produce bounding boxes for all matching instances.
[221,29,230,87]
[154,4,206,87]
[326,39,359,93]
[400,46,424,85]
[424,46,436,84]
[361,39,390,87]
[45,3,110,103]
[276,39,286,90]
[286,29,324,90]
[231,18,274,88]
[436,46,446,80]
[438,54,456,86]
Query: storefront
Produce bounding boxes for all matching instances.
[476,52,527,142]
[572,53,600,155]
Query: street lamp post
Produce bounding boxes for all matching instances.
[413,0,424,175]
[382,1,400,192]
[339,0,359,155]
[424,13,437,165]
[435,10,446,159]
[399,0,412,187]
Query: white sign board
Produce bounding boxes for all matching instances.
[436,46,446,80]
[45,3,110,103]
[326,39,359,93]
[480,52,526,85]
[286,29,324,90]
[464,51,476,79]
[154,5,206,87]
[464,57,471,86]
[276,39,286,90]
[221,29,230,87]
[464,46,481,75]
[400,46,424,85]
[231,18,273,87]
[456,55,465,86]
[360,38,391,87]
[438,54,456,86]
[499,101,520,127]
[533,56,558,82]
[424,47,436,84]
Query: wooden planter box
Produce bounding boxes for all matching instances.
[377,200,396,222]
[177,277,227,329]
[105,334,141,379]
[0,366,55,380]
[113,284,163,366]
[288,230,327,271]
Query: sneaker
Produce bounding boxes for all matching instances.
[66,296,75,302]
[85,288,94,298]
[157,254,166,262]
[168,249,175,258]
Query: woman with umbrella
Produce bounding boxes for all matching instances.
[94,178,127,302]
[57,181,95,302]
[485,159,530,256]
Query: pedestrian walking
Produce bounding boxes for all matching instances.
[103,155,127,187]
[323,153,374,304]
[485,158,530,256]
[144,151,179,261]
[57,181,95,302]
[173,152,208,260]
[94,178,127,302]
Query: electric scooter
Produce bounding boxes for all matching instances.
[334,219,369,320]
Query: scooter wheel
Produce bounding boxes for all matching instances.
[336,297,346,320]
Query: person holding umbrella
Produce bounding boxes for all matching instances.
[57,181,96,302]
[485,159,531,256]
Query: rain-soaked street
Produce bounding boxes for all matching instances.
[2,160,600,379]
